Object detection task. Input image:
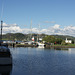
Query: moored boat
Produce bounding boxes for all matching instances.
[0,46,12,65]
[37,42,45,48]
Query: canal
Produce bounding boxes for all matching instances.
[1,47,75,75]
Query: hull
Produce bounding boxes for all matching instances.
[0,57,12,65]
[0,46,12,65]
[0,65,12,75]
[38,46,44,48]
[37,43,45,48]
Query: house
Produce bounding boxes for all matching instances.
[65,38,72,43]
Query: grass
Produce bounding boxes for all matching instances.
[54,44,75,47]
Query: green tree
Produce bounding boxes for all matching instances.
[43,35,62,44]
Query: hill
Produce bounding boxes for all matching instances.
[1,33,75,41]
[52,35,75,40]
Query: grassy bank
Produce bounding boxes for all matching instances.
[15,44,37,47]
[10,43,75,48]
[46,44,75,48]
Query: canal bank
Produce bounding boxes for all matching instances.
[7,43,75,48]
[15,44,37,47]
[45,44,75,48]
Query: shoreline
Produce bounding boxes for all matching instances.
[15,44,37,47]
[12,44,75,48]
[45,45,75,48]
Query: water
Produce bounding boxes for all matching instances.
[1,47,75,75]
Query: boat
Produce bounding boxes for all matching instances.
[0,65,12,75]
[37,42,45,48]
[0,46,12,65]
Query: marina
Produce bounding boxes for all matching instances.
[0,0,75,75]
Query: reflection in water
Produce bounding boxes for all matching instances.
[47,47,69,51]
[0,65,12,75]
[55,48,69,50]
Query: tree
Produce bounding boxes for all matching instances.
[42,35,62,44]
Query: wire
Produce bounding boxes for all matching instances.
[1,0,4,21]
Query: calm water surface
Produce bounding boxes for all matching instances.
[1,47,75,75]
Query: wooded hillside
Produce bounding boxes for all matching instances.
[1,33,75,41]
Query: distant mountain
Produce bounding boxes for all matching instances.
[52,35,75,40]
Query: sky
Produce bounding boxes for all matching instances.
[0,0,75,36]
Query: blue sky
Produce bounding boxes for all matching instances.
[0,0,75,36]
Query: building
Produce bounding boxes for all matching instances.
[65,38,72,43]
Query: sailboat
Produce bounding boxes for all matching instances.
[36,24,45,48]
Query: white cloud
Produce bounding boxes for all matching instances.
[1,23,23,34]
[41,24,75,36]
[53,24,60,29]
[1,23,75,37]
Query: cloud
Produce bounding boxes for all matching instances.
[1,23,23,34]
[1,23,18,27]
[53,24,60,29]
[41,24,75,36]
[1,23,75,37]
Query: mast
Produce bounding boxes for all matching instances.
[1,20,3,41]
[37,24,40,42]
[30,19,32,41]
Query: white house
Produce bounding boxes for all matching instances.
[65,38,72,43]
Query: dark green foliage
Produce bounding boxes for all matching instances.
[2,33,26,41]
[42,35,63,44]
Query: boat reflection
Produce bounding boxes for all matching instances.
[0,65,12,75]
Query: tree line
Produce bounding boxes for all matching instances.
[1,33,75,44]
